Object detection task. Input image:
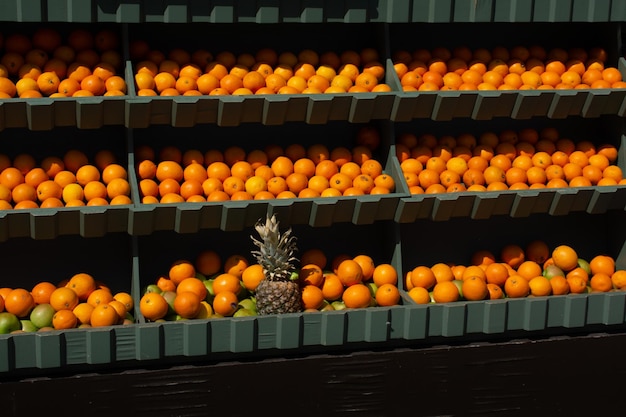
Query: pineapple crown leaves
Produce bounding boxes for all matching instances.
[250,214,299,282]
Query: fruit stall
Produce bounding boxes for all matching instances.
[2,0,626,415]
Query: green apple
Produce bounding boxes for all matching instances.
[143,284,162,295]
[238,298,257,312]
[0,312,21,334]
[203,279,215,296]
[366,282,378,298]
[331,300,346,310]
[577,258,592,275]
[161,290,177,315]
[320,301,335,311]
[543,264,564,279]
[29,303,55,329]
[20,319,38,332]
[233,308,256,317]
[452,279,464,300]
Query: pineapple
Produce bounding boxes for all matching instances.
[250,214,302,315]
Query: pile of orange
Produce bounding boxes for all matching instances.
[396,126,624,194]
[0,272,134,333]
[0,27,126,98]
[135,127,395,203]
[0,148,131,209]
[129,41,392,96]
[138,247,402,322]
[393,45,626,91]
[405,239,626,305]
[139,249,252,321]
[298,248,402,311]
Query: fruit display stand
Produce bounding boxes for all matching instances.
[2,1,626,415]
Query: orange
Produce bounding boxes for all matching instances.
[31,281,57,305]
[0,166,24,190]
[52,309,78,330]
[484,283,503,300]
[87,288,114,307]
[300,248,327,270]
[106,177,130,199]
[549,275,570,295]
[516,260,543,281]
[194,249,222,277]
[589,255,615,276]
[156,160,184,183]
[410,265,437,290]
[49,286,79,311]
[176,277,208,300]
[525,240,550,265]
[471,249,496,267]
[212,290,239,317]
[611,270,626,289]
[12,183,36,203]
[590,273,613,293]
[407,286,431,304]
[169,259,196,285]
[375,283,400,306]
[301,285,325,310]
[500,244,526,269]
[432,281,460,303]
[342,283,372,308]
[241,264,265,292]
[66,272,97,301]
[299,264,324,287]
[566,275,587,294]
[336,259,364,287]
[139,292,169,321]
[73,302,95,325]
[271,156,294,178]
[174,291,202,318]
[373,263,398,287]
[36,71,61,96]
[90,303,121,327]
[352,254,375,281]
[320,273,344,301]
[483,263,511,287]
[528,276,552,297]
[504,275,530,298]
[113,292,134,313]
[551,245,578,272]
[224,254,249,278]
[461,276,489,301]
[155,275,175,293]
[4,288,35,317]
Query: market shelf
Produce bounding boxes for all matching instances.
[397,210,626,339]
[2,1,625,24]
[0,126,132,241]
[393,116,626,223]
[0,232,135,374]
[127,121,409,234]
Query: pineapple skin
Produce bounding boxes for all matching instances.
[255,280,302,315]
[251,214,303,315]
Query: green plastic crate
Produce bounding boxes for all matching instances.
[0,23,128,131]
[0,126,132,241]
[397,210,626,339]
[3,1,623,24]
[388,22,626,121]
[393,116,626,222]
[128,120,409,234]
[134,219,404,344]
[0,233,135,374]
[124,22,397,127]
